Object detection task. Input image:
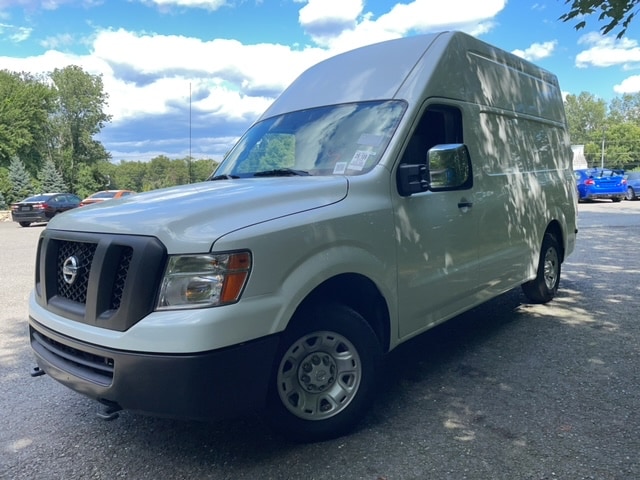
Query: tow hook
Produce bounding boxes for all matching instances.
[30,366,45,377]
[96,403,122,421]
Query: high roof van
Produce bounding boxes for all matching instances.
[29,31,578,442]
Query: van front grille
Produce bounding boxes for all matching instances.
[34,230,167,332]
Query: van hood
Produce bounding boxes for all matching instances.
[48,177,348,253]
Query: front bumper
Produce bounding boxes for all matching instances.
[29,318,280,421]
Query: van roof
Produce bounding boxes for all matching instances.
[260,31,565,126]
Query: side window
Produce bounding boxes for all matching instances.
[401,106,463,164]
[400,105,469,191]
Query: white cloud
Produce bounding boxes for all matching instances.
[1,0,510,160]
[0,22,32,42]
[142,0,229,11]
[614,75,640,94]
[575,32,640,68]
[512,40,557,62]
[299,0,507,51]
[87,28,329,123]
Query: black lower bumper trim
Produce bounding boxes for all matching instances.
[29,318,280,421]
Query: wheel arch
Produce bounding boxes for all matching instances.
[291,273,391,353]
[544,220,565,263]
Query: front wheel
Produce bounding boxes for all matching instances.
[627,187,637,201]
[266,303,381,442]
[19,221,31,227]
[522,233,561,304]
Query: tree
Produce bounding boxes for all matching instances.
[49,65,112,191]
[0,167,9,205]
[74,164,103,199]
[560,1,640,38]
[113,161,147,192]
[564,92,607,144]
[599,121,640,168]
[0,70,55,173]
[608,92,640,123]
[8,157,33,203]
[38,159,67,193]
[191,158,219,182]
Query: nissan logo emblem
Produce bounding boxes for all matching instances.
[62,256,80,285]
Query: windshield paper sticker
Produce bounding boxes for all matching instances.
[348,151,372,171]
[357,134,383,147]
[333,162,348,174]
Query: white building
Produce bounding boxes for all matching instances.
[572,145,588,169]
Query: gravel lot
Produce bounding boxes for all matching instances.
[1,201,639,480]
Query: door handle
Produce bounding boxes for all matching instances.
[458,201,473,209]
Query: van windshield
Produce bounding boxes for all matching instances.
[212,100,406,178]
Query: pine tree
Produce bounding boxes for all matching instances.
[38,159,68,193]
[0,191,6,209]
[8,157,33,203]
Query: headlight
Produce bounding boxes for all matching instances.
[157,251,251,310]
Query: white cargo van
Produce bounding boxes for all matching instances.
[28,31,577,442]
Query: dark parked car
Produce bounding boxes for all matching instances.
[10,193,81,227]
[574,168,627,202]
[79,189,135,206]
[625,171,640,200]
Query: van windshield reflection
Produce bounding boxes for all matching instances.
[212,100,406,178]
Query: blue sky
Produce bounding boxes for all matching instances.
[1,0,640,163]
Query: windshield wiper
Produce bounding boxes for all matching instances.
[253,168,311,177]
[209,174,240,181]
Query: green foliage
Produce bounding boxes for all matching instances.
[114,161,148,192]
[0,167,10,205]
[564,92,607,144]
[0,190,6,209]
[50,65,112,190]
[608,93,640,123]
[191,158,219,182]
[566,91,640,169]
[0,70,56,173]
[560,0,640,38]
[8,157,33,203]
[38,159,68,193]
[75,164,105,199]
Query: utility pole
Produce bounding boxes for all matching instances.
[601,127,605,169]
[189,82,192,184]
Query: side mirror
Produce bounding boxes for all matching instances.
[397,143,472,196]
[427,144,472,191]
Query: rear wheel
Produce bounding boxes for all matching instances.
[266,303,381,442]
[612,196,623,202]
[522,233,561,304]
[19,221,30,227]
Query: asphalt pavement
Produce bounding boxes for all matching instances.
[0,201,638,480]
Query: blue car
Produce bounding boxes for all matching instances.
[625,171,640,200]
[574,168,627,203]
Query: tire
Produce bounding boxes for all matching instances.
[522,233,561,304]
[266,303,382,442]
[627,187,636,201]
[612,196,622,202]
[19,222,31,227]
